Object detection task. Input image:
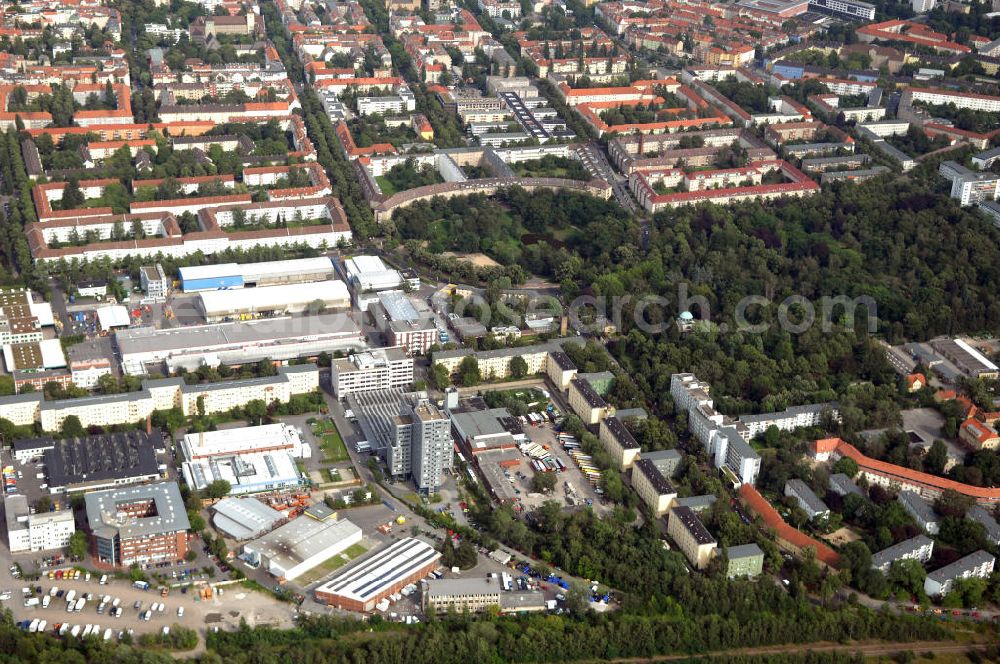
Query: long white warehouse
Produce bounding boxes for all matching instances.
[196,280,351,322]
[115,313,366,375]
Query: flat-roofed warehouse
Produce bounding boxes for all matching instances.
[315,537,442,612]
[211,497,284,540]
[115,313,366,375]
[178,257,336,292]
[241,514,362,582]
[43,430,162,493]
[196,280,351,322]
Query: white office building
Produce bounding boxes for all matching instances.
[5,494,75,553]
[331,347,414,398]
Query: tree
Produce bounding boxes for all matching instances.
[205,479,232,500]
[68,531,87,560]
[832,456,859,478]
[531,471,557,493]
[35,496,51,513]
[924,440,948,475]
[60,178,84,209]
[509,356,529,379]
[188,511,206,532]
[243,399,267,425]
[458,356,481,387]
[430,362,451,389]
[59,415,85,438]
[934,488,974,519]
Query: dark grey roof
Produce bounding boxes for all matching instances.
[85,481,190,539]
[871,534,933,571]
[671,505,716,545]
[45,431,161,489]
[635,458,675,496]
[548,350,576,371]
[604,416,639,451]
[571,377,607,409]
[725,543,764,560]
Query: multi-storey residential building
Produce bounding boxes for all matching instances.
[871,534,935,573]
[668,505,717,570]
[924,550,995,597]
[84,482,190,569]
[784,479,831,520]
[670,373,762,486]
[70,358,113,390]
[598,415,639,470]
[631,452,680,516]
[0,366,319,431]
[5,495,75,553]
[968,506,1000,545]
[940,161,1000,207]
[725,543,765,578]
[331,347,414,398]
[898,491,940,534]
[569,377,611,425]
[828,473,864,498]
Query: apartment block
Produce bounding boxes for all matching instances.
[924,551,995,597]
[599,416,640,470]
[632,452,680,517]
[668,505,717,570]
[784,479,830,520]
[898,491,940,535]
[725,543,765,578]
[871,534,934,573]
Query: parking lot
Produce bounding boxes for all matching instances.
[2,566,297,641]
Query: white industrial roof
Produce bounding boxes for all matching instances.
[28,302,54,327]
[197,280,349,316]
[344,255,402,291]
[178,263,241,281]
[212,497,283,540]
[247,517,362,576]
[954,338,999,372]
[316,537,440,603]
[241,257,334,279]
[181,424,302,459]
[96,305,130,330]
[39,339,67,368]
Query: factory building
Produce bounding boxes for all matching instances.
[178,257,336,292]
[115,315,364,375]
[315,537,442,612]
[180,424,309,496]
[196,280,351,322]
[242,514,362,582]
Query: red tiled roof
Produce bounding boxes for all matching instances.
[739,484,840,567]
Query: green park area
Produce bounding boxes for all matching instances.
[313,419,350,462]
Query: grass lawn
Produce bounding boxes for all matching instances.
[313,421,349,462]
[295,543,368,586]
[376,176,399,196]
